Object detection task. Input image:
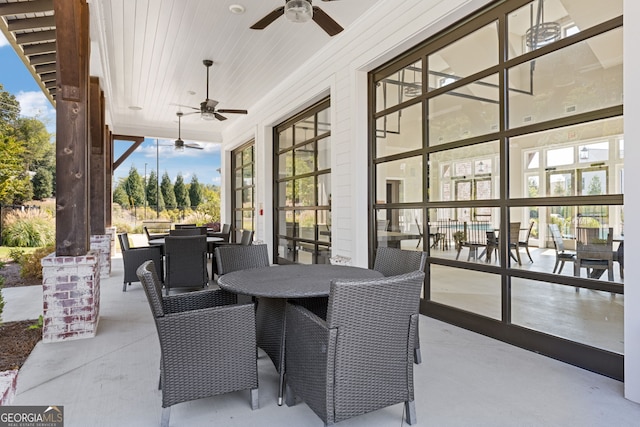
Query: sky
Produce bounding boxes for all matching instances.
[0,32,222,187]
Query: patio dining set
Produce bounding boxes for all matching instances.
[130,244,427,427]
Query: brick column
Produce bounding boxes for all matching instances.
[0,370,18,406]
[90,234,111,278]
[40,251,101,343]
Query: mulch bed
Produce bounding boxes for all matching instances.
[0,262,42,288]
[0,320,42,372]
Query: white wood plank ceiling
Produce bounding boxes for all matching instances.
[0,0,380,143]
[88,0,381,143]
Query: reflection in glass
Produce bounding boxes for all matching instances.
[376,156,423,204]
[375,208,423,250]
[508,205,623,283]
[429,74,499,146]
[428,21,498,87]
[430,265,501,320]
[318,137,331,170]
[508,29,622,129]
[317,108,330,134]
[512,278,622,353]
[376,103,422,158]
[508,117,623,199]
[507,0,622,59]
[294,114,315,141]
[295,143,314,175]
[376,60,422,113]
[279,127,293,150]
[429,141,499,203]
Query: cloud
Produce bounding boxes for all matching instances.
[0,32,8,48]
[16,90,55,120]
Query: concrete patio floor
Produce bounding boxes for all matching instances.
[3,254,640,426]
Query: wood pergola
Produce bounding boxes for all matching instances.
[0,0,143,256]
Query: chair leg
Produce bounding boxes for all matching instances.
[285,383,296,407]
[160,407,170,427]
[122,281,128,292]
[250,387,259,410]
[414,347,422,365]
[414,323,421,364]
[525,246,533,263]
[405,400,417,425]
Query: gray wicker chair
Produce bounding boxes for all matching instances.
[373,246,427,363]
[284,270,425,426]
[214,244,280,368]
[136,261,259,427]
[118,232,163,292]
[164,235,208,295]
[215,243,269,275]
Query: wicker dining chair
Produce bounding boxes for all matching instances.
[215,244,280,369]
[164,235,208,295]
[284,270,425,426]
[373,246,427,364]
[117,232,163,292]
[136,261,258,427]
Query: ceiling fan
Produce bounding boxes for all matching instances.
[251,0,344,36]
[177,60,248,121]
[173,112,203,150]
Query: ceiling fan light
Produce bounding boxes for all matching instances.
[285,0,313,23]
[201,111,216,121]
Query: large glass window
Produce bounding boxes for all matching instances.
[231,141,255,242]
[274,99,331,264]
[370,0,623,380]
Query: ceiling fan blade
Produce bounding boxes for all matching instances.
[182,111,200,116]
[185,144,204,150]
[214,112,228,121]
[250,6,285,29]
[217,109,248,114]
[312,7,343,36]
[170,103,200,111]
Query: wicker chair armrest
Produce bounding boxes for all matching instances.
[163,288,238,314]
[285,302,336,421]
[123,245,161,261]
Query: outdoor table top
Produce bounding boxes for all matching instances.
[217,264,383,298]
[148,236,223,245]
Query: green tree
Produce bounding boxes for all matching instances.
[113,179,130,208]
[145,170,165,214]
[161,172,176,209]
[0,83,19,133]
[0,136,31,204]
[196,184,221,222]
[587,176,603,195]
[10,117,54,173]
[173,173,190,209]
[32,167,53,199]
[188,175,203,207]
[124,166,146,208]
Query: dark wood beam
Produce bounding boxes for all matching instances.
[89,77,105,235]
[23,42,56,56]
[112,135,145,171]
[0,0,53,16]
[29,52,56,65]
[35,63,56,74]
[54,0,90,256]
[7,16,56,31]
[40,72,56,83]
[45,80,56,89]
[15,29,56,45]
